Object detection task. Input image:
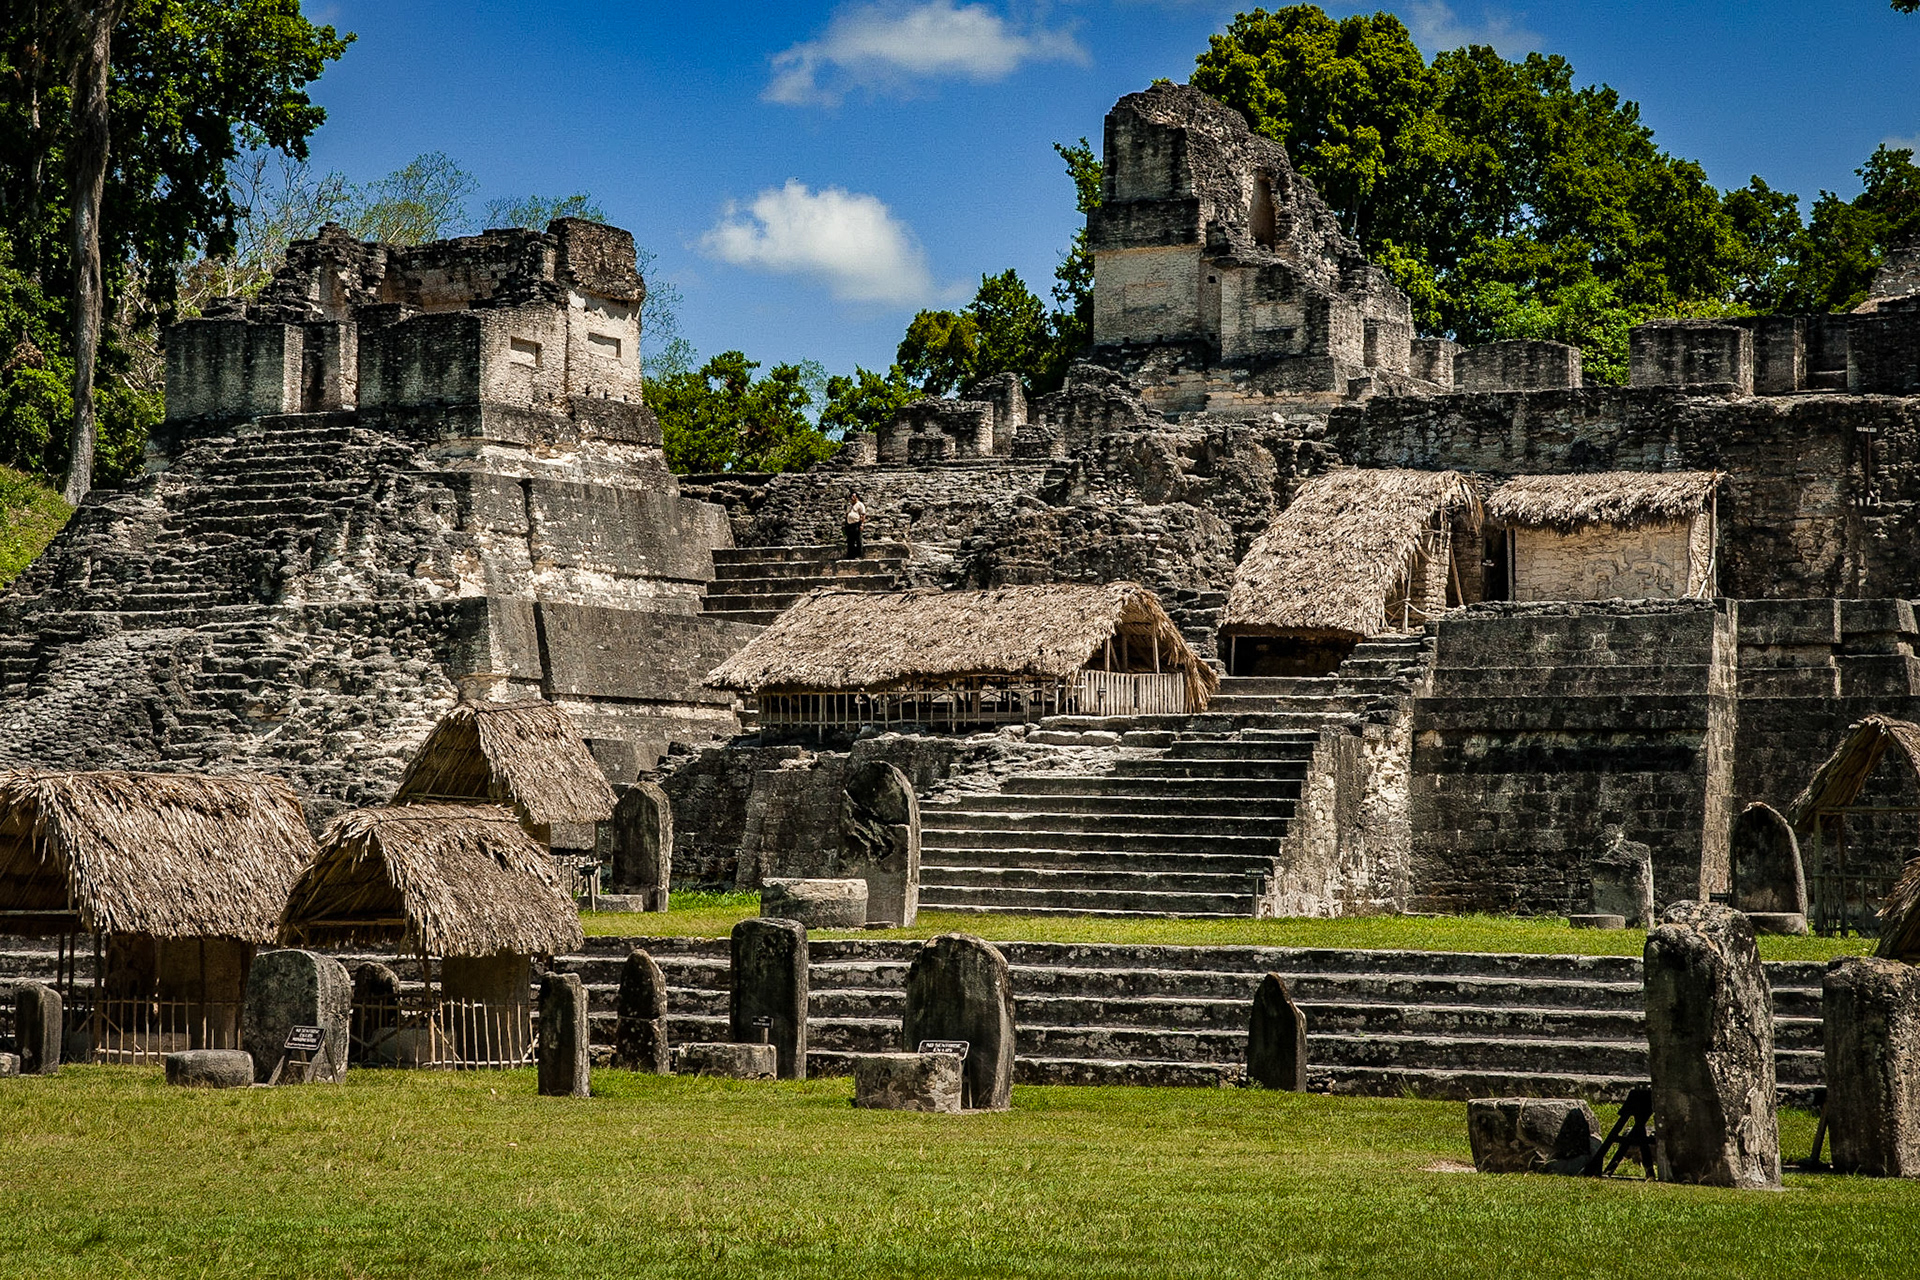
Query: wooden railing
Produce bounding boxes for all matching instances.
[74,998,244,1064]
[1074,669,1189,717]
[350,997,534,1070]
[754,670,1190,731]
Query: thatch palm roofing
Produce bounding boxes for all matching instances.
[1786,714,1920,832]
[392,700,615,827]
[706,582,1219,708]
[0,770,316,941]
[1223,469,1479,641]
[1485,471,1720,532]
[279,803,584,957]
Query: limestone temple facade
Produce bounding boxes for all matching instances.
[8,82,1920,931]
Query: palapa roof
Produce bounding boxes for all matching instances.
[1223,469,1479,640]
[1484,471,1720,532]
[279,803,584,958]
[707,582,1219,708]
[1786,714,1920,832]
[392,699,615,828]
[1875,858,1920,961]
[0,770,316,940]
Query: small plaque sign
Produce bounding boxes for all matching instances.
[917,1039,969,1060]
[284,1025,325,1053]
[750,1015,773,1028]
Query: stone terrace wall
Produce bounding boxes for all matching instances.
[1409,601,1736,915]
[1325,388,1920,600]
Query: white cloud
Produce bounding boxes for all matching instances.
[700,180,936,305]
[1403,1,1540,58]
[1884,133,1920,155]
[766,1,1087,107]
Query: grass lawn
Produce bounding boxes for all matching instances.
[0,1066,1910,1279]
[582,895,1874,963]
[0,466,70,590]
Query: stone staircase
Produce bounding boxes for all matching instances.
[699,543,909,627]
[916,635,1433,918]
[0,936,1828,1101]
[554,937,1826,1102]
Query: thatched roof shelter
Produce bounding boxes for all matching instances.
[392,699,615,829]
[1222,469,1479,641]
[0,770,316,940]
[1786,714,1920,833]
[707,582,1218,709]
[279,804,584,957]
[1875,858,1920,961]
[1485,471,1720,532]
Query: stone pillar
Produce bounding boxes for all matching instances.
[902,934,1016,1111]
[1591,832,1656,927]
[1246,973,1307,1090]
[840,761,920,927]
[730,918,808,1080]
[1823,956,1920,1176]
[603,780,673,911]
[537,971,590,1098]
[1643,902,1781,1188]
[439,952,533,1065]
[348,962,401,1066]
[15,982,62,1076]
[1730,802,1807,930]
[242,949,351,1084]
[616,948,670,1074]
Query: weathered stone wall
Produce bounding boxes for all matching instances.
[1510,517,1701,602]
[1269,710,1412,916]
[1410,601,1736,914]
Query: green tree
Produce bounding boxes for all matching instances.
[651,351,837,475]
[1051,136,1102,352]
[896,308,979,395]
[347,151,475,245]
[821,364,917,436]
[1189,6,1747,371]
[0,0,350,497]
[481,192,605,230]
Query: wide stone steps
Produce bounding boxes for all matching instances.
[917,847,1280,874]
[944,790,1301,816]
[920,808,1295,836]
[549,939,1829,1099]
[0,937,1831,1099]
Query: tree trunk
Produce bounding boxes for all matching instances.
[62,0,124,507]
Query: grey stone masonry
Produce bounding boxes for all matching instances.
[1630,321,1754,395]
[760,879,868,929]
[731,918,808,1080]
[1644,902,1781,1189]
[538,971,590,1098]
[1466,1098,1602,1174]
[1823,956,1920,1176]
[673,1042,776,1079]
[850,1051,964,1114]
[14,982,60,1075]
[242,949,350,1084]
[614,948,670,1074]
[1590,834,1655,927]
[165,1049,255,1089]
[1454,340,1581,391]
[902,934,1017,1111]
[1246,973,1307,1090]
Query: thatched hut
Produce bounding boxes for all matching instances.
[279,803,584,1067]
[1219,469,1479,675]
[1787,714,1920,940]
[1483,471,1720,602]
[707,582,1217,732]
[391,699,616,852]
[0,770,317,1059]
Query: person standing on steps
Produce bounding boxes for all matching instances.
[844,490,866,560]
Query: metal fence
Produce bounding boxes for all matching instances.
[349,996,534,1070]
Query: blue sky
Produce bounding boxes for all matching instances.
[296,1,1920,378]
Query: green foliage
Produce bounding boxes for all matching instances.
[345,151,477,246]
[1191,6,1746,339]
[821,365,917,436]
[652,351,838,474]
[0,464,71,588]
[1051,136,1102,347]
[895,308,980,396]
[481,193,606,230]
